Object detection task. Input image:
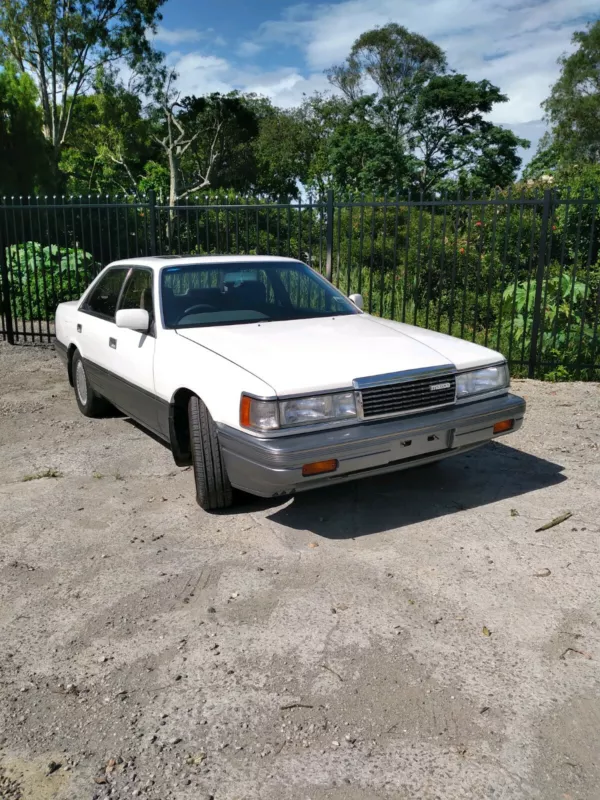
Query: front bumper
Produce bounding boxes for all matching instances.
[218,392,526,498]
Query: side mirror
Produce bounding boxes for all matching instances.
[349,293,364,311]
[115,308,150,332]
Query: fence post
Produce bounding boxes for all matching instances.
[0,215,14,345]
[325,188,334,282]
[528,188,552,378]
[148,189,157,256]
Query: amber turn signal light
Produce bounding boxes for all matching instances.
[240,395,252,428]
[302,459,338,477]
[493,419,514,434]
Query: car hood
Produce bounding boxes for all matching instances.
[177,314,504,396]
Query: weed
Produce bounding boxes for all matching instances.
[21,468,63,482]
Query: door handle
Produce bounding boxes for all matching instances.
[77,324,82,333]
[109,337,117,349]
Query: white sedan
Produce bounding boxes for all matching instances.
[54,256,525,510]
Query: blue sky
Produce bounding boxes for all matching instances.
[151,0,600,162]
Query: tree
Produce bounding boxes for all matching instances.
[0,0,165,181]
[410,74,529,191]
[327,23,446,143]
[327,97,408,194]
[522,133,561,180]
[253,95,349,197]
[326,26,525,193]
[543,20,600,164]
[0,60,50,195]
[60,69,157,195]
[253,105,308,198]
[150,72,260,205]
[178,94,259,195]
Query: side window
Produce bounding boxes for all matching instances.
[119,269,154,315]
[82,268,128,320]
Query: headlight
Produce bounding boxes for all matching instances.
[241,391,357,431]
[280,392,356,426]
[456,363,509,399]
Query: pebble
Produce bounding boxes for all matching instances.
[534,568,552,578]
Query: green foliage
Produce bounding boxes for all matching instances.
[326,24,525,192]
[60,69,158,195]
[0,60,50,194]
[327,23,446,111]
[0,0,165,182]
[327,98,408,193]
[522,133,560,180]
[502,272,596,380]
[411,74,529,191]
[177,93,260,194]
[543,20,600,164]
[6,242,98,320]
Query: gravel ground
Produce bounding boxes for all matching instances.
[0,342,599,800]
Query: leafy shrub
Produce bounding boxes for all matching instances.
[5,242,99,320]
[501,271,598,379]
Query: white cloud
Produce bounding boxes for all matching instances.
[237,40,263,58]
[171,54,234,96]
[245,70,331,107]
[170,51,331,107]
[153,25,205,46]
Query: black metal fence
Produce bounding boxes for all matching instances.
[1,189,599,379]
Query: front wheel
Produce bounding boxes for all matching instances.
[72,350,108,417]
[188,395,234,510]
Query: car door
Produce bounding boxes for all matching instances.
[76,267,129,400]
[109,267,163,437]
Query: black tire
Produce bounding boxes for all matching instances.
[188,395,234,510]
[72,350,108,418]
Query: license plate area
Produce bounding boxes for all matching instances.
[391,429,452,459]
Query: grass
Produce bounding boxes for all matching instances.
[21,468,63,482]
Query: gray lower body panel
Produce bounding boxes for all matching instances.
[54,338,68,366]
[217,393,526,498]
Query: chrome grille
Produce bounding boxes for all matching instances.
[359,374,456,419]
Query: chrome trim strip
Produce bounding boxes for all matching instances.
[352,364,455,390]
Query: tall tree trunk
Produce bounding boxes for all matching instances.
[167,149,178,246]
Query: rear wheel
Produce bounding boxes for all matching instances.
[188,395,234,510]
[72,350,108,417]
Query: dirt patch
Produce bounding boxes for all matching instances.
[0,342,599,799]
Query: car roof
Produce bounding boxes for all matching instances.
[107,255,304,269]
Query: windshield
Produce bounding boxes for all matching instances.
[160,260,359,329]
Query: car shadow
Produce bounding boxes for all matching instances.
[234,442,566,538]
